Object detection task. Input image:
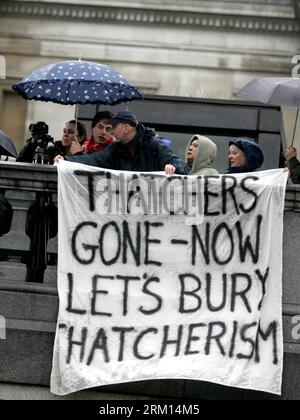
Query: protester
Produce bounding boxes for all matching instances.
[54,111,190,175]
[185,135,219,175]
[226,138,264,173]
[56,120,87,156]
[284,145,300,184]
[82,111,114,154]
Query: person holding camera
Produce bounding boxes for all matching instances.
[17,120,87,164]
[16,121,52,164]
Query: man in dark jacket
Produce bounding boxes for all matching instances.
[284,145,300,184]
[54,111,189,175]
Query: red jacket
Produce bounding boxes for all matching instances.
[82,136,114,153]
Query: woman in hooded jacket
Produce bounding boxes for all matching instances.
[226,138,264,174]
[185,135,219,175]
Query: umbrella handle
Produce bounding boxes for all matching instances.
[292,108,299,146]
[75,102,79,141]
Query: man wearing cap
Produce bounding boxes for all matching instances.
[54,111,189,175]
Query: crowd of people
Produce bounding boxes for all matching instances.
[2,109,300,182]
[52,109,300,182]
[1,109,299,237]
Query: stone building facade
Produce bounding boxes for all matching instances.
[0,0,300,150]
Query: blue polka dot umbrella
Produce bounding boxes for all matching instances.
[12,60,143,105]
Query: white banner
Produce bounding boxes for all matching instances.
[51,161,288,396]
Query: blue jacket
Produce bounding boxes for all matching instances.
[65,124,189,174]
[226,138,264,173]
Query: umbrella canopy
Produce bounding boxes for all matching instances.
[12,60,143,105]
[0,130,17,158]
[236,77,300,145]
[236,77,300,107]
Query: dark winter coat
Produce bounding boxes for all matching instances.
[65,124,190,174]
[287,156,300,184]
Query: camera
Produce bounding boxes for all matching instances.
[29,121,48,138]
[29,121,55,164]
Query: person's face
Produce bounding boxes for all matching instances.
[186,139,199,163]
[228,144,246,167]
[110,123,129,142]
[92,120,113,143]
[62,123,76,148]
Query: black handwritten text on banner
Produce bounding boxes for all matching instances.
[51,162,287,396]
